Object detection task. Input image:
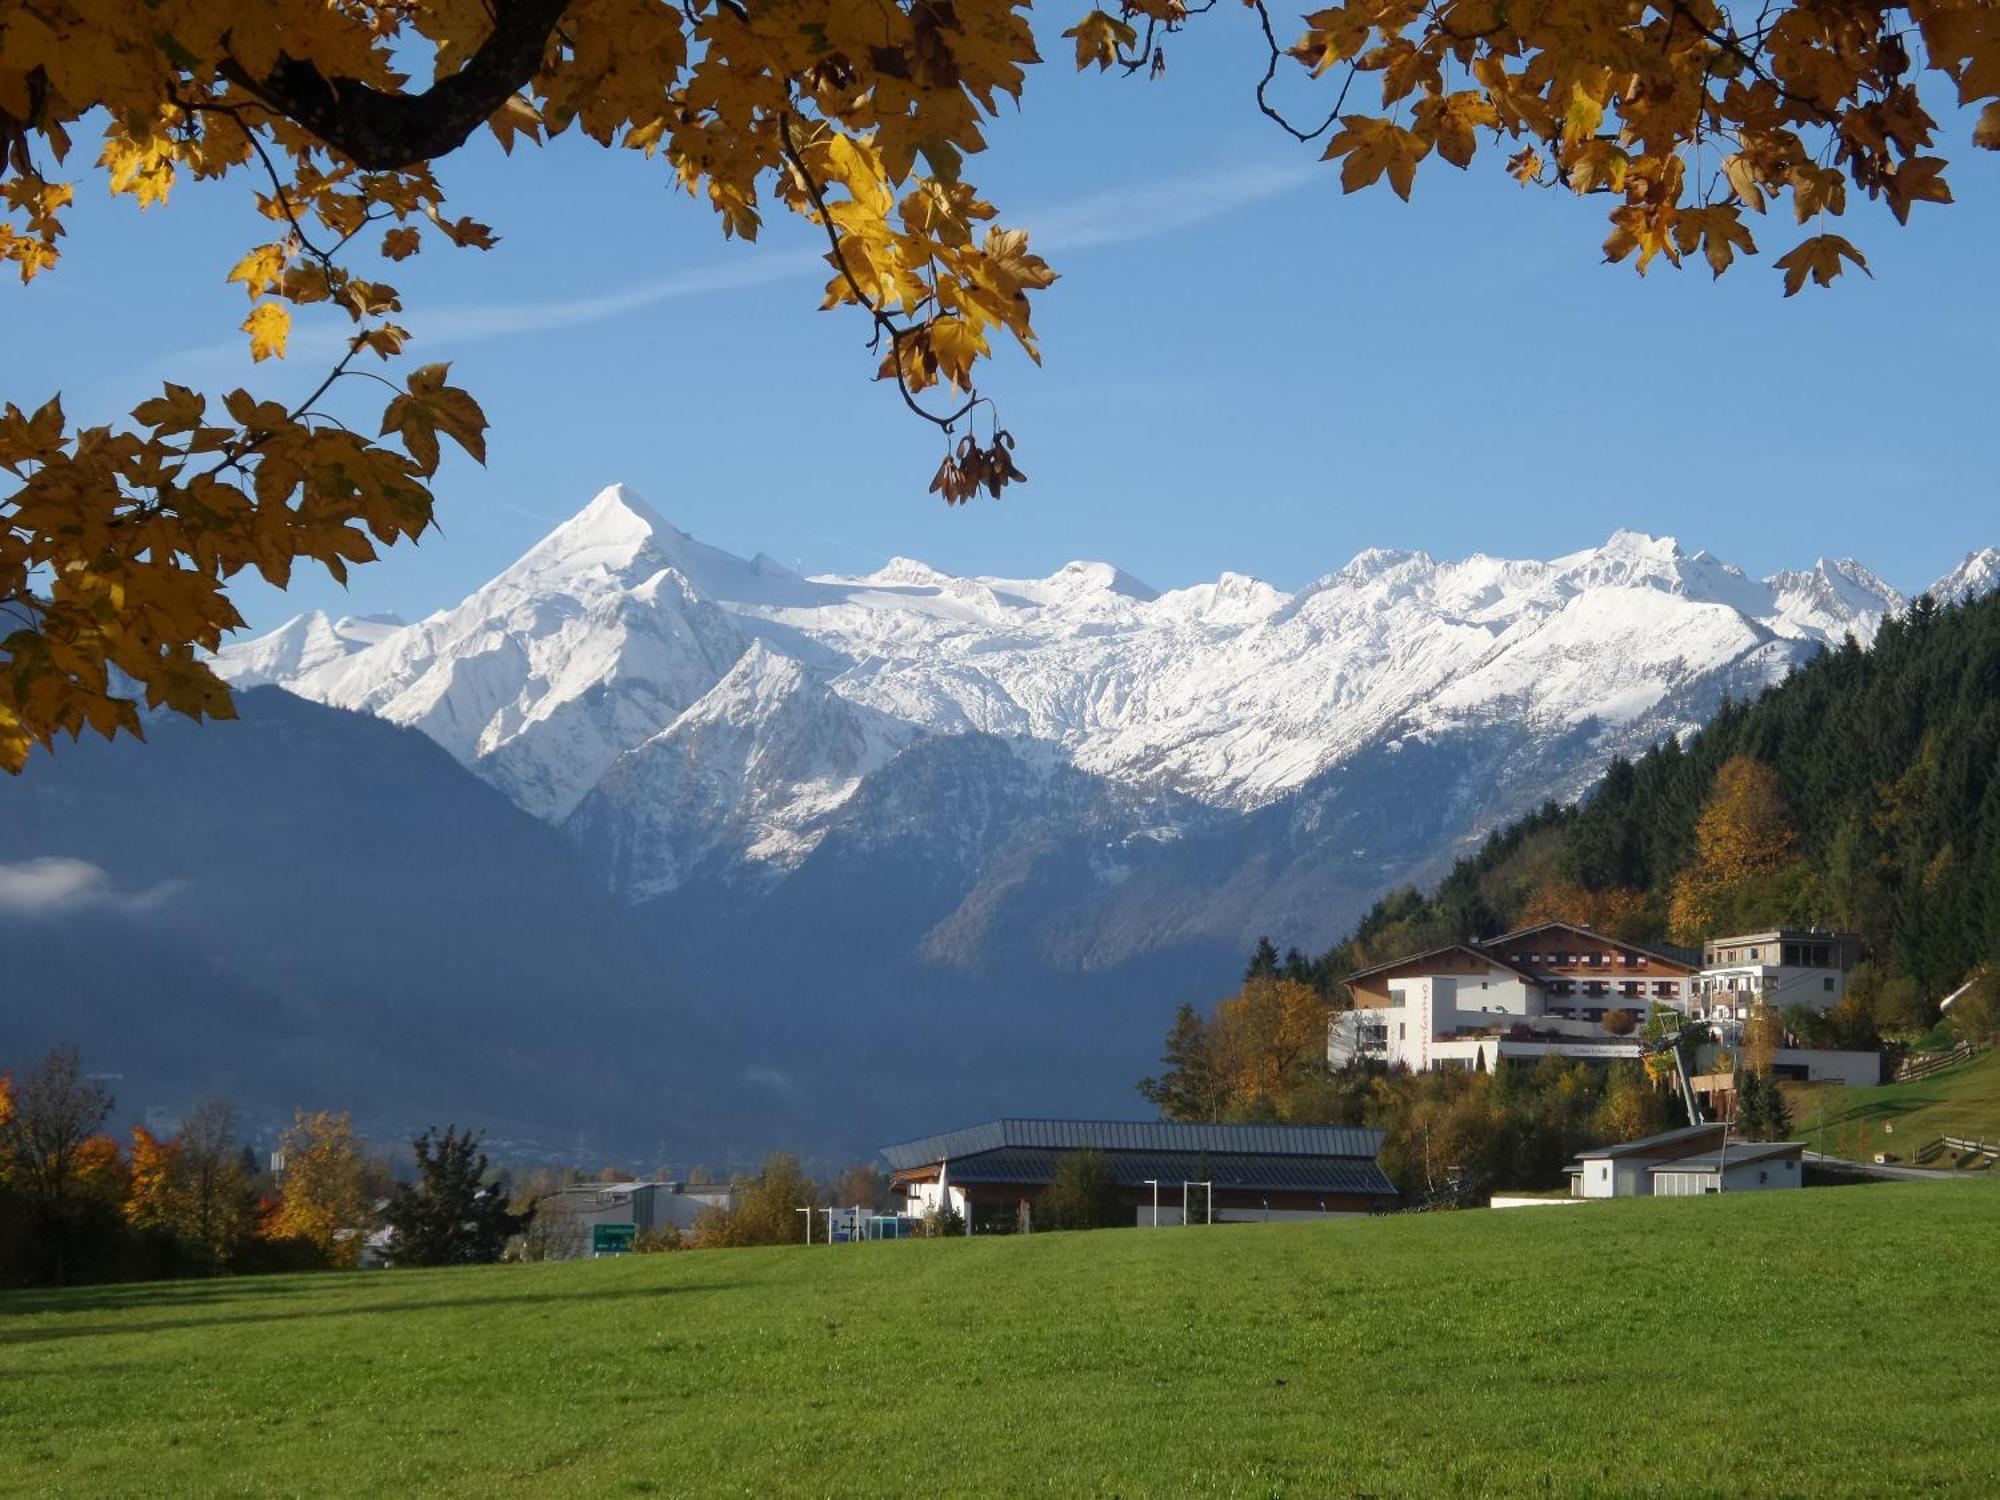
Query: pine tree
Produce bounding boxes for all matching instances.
[1245,937,1281,981]
[383,1126,523,1267]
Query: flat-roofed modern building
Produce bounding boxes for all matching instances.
[880,1119,1397,1228]
[528,1181,718,1258]
[1694,928,1863,1019]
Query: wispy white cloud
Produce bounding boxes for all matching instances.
[175,156,1316,368]
[1027,158,1317,252]
[0,857,181,917]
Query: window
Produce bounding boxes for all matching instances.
[1824,977,1835,992]
[1398,1023,1406,1040]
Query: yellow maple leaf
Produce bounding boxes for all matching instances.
[1064,11,1136,72]
[241,302,290,362]
[1772,233,1869,295]
[380,226,422,261]
[226,243,288,300]
[1323,117,1426,201]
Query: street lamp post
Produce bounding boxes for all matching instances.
[795,1206,812,1244]
[1143,1179,1160,1227]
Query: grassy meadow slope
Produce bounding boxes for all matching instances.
[3,1182,1997,1498]
[1790,1048,2000,1163]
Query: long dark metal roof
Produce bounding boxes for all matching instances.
[1572,1123,1727,1160]
[1646,1142,1805,1172]
[1484,921,1703,971]
[932,1147,1396,1197]
[879,1118,1387,1173]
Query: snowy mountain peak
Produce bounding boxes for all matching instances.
[865,556,953,587]
[212,609,405,687]
[675,639,807,726]
[213,485,1996,901]
[1764,557,1903,640]
[1337,547,1432,582]
[1600,528,1683,559]
[1930,547,2000,605]
[1048,559,1159,602]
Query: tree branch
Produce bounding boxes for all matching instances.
[219,0,572,171]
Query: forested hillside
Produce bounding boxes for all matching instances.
[1136,591,1999,1187]
[1305,588,2000,1036]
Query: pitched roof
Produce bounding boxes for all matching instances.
[1571,1123,1728,1161]
[878,1118,1387,1173]
[927,1147,1396,1198]
[1484,921,1702,971]
[1342,943,1541,987]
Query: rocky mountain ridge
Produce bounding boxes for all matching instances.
[217,485,1993,940]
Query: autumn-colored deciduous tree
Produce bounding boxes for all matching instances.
[1516,879,1651,942]
[124,1124,187,1234]
[1206,976,1333,1113]
[0,1044,117,1283]
[7,1,1999,771]
[690,1152,817,1247]
[1669,755,1802,941]
[267,1109,372,1268]
[1741,1000,1785,1075]
[178,1096,253,1266]
[828,1161,893,1212]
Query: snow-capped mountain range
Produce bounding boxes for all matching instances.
[216,483,1994,921]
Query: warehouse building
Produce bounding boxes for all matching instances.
[880,1119,1397,1228]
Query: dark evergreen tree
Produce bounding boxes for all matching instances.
[383,1127,524,1267]
[1245,936,1281,980]
[1036,1149,1124,1231]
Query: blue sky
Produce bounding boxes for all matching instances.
[10,17,1998,634]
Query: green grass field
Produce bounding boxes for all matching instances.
[1788,1047,2000,1164]
[4,1182,1998,1497]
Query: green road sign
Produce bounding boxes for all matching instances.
[592,1223,636,1255]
